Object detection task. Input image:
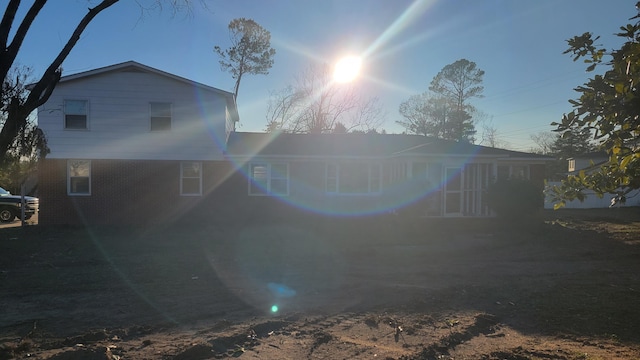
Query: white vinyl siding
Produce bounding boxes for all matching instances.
[180,161,202,196]
[38,69,230,161]
[248,162,289,196]
[67,160,91,195]
[326,163,381,195]
[64,100,88,130]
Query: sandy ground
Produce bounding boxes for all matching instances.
[1,208,640,359]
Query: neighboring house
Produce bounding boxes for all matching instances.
[37,61,550,225]
[566,151,608,176]
[545,151,640,209]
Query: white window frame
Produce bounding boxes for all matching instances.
[180,161,202,196]
[64,99,89,130]
[248,162,289,196]
[325,162,382,195]
[150,102,172,131]
[67,159,91,196]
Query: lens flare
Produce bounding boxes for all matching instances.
[333,56,362,83]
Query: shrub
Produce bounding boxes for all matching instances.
[487,178,543,219]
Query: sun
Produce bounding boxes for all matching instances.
[333,55,362,83]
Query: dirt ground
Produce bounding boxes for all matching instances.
[1,208,640,359]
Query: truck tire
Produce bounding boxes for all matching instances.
[0,207,16,223]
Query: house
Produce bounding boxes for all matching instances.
[37,61,238,225]
[545,151,640,209]
[37,61,550,225]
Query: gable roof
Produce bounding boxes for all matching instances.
[54,61,239,122]
[226,132,552,161]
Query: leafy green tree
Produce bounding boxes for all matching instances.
[548,2,640,208]
[397,59,484,142]
[549,127,596,160]
[214,18,276,99]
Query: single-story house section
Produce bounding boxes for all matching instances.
[223,132,549,218]
[36,61,550,225]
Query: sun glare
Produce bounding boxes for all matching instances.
[333,56,362,83]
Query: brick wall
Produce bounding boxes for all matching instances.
[38,159,236,225]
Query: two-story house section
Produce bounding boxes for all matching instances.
[37,61,238,225]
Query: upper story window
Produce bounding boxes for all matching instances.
[326,162,381,195]
[64,100,88,130]
[68,160,91,195]
[150,102,172,131]
[248,162,289,196]
[181,162,202,196]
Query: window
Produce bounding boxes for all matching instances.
[150,102,172,131]
[497,165,529,180]
[181,162,202,196]
[248,162,289,196]
[64,100,88,129]
[68,160,91,195]
[326,163,381,195]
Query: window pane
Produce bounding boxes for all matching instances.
[370,165,380,192]
[251,165,268,181]
[445,193,461,214]
[151,117,171,131]
[250,164,268,194]
[271,163,288,178]
[511,166,527,179]
[182,178,201,195]
[65,100,86,115]
[271,179,288,195]
[150,103,171,117]
[447,169,462,191]
[326,179,337,193]
[339,163,369,193]
[65,115,87,129]
[327,164,337,178]
[70,177,90,194]
[69,160,90,177]
[497,166,509,180]
[182,162,201,177]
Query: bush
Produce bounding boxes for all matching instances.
[487,178,543,219]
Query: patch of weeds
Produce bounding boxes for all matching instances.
[0,341,33,360]
[363,315,379,328]
[309,331,334,355]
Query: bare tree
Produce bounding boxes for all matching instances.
[529,131,557,155]
[478,117,507,148]
[266,63,384,134]
[214,18,276,99]
[0,1,193,165]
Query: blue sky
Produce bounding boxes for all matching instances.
[14,0,633,151]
